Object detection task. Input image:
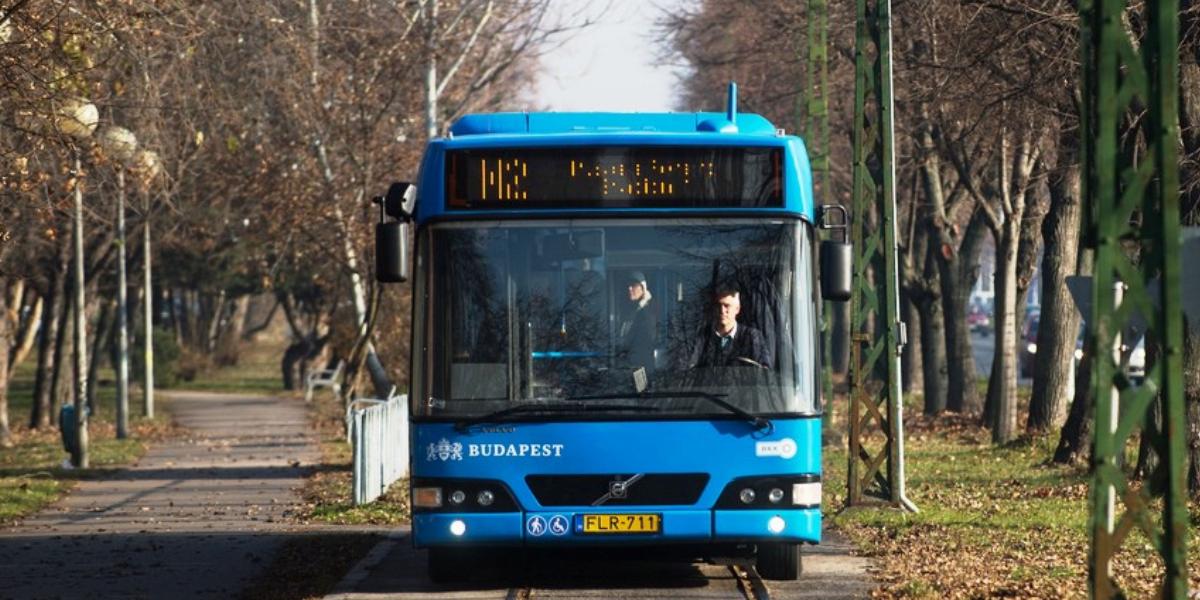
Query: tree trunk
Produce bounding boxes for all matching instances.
[169,287,184,347]
[1186,319,1200,494]
[0,277,13,447]
[1054,334,1094,464]
[306,0,393,400]
[917,284,947,414]
[1053,246,1095,464]
[1173,44,1200,495]
[31,271,63,429]
[901,291,923,393]
[205,289,227,353]
[912,221,947,414]
[941,211,987,414]
[241,294,279,341]
[214,294,250,366]
[184,289,201,349]
[992,210,1021,443]
[85,298,112,414]
[1028,149,1082,432]
[1135,331,1163,484]
[988,131,1041,444]
[50,268,75,424]
[424,0,440,139]
[10,293,43,370]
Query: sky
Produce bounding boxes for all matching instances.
[535,0,692,113]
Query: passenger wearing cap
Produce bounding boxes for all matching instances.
[615,270,658,374]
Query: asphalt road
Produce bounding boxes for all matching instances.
[323,528,872,599]
[971,330,1033,385]
[0,390,873,599]
[973,330,994,377]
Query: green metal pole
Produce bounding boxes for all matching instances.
[848,0,873,506]
[805,0,836,446]
[848,0,913,511]
[1146,1,1188,595]
[875,0,909,510]
[1085,0,1188,596]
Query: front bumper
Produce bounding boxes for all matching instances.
[412,507,821,547]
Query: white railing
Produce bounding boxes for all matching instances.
[348,392,409,505]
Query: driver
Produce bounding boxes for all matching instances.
[690,285,773,368]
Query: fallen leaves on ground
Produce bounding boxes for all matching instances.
[826,413,1200,599]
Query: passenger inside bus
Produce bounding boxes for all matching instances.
[689,284,773,369]
[614,271,658,375]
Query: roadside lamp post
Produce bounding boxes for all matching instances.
[99,126,138,439]
[58,97,99,468]
[132,149,161,419]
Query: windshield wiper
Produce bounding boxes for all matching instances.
[454,400,659,432]
[570,391,773,433]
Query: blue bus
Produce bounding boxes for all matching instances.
[375,88,850,582]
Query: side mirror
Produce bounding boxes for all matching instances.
[818,204,852,301]
[820,240,852,301]
[374,184,416,284]
[376,221,409,283]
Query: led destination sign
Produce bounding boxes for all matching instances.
[445,146,783,209]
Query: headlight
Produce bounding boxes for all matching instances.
[410,479,516,512]
[1026,343,1037,354]
[716,476,821,508]
[791,482,822,506]
[767,516,786,534]
[477,490,495,506]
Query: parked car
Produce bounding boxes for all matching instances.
[967,303,992,333]
[1020,311,1144,383]
[1020,311,1040,378]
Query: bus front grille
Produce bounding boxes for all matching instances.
[526,473,709,506]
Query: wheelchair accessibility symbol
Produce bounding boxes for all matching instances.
[526,515,547,537]
[548,515,569,536]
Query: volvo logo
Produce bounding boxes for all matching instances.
[593,473,644,506]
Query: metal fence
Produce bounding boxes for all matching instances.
[349,394,409,505]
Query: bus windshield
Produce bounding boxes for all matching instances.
[412,218,819,419]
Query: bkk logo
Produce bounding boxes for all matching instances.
[425,438,565,462]
[755,437,798,459]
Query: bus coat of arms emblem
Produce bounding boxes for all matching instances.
[427,438,463,461]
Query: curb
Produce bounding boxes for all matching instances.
[323,527,410,599]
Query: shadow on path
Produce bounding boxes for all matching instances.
[0,391,328,600]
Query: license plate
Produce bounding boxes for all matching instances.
[577,513,661,534]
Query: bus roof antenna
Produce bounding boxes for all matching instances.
[726,82,737,124]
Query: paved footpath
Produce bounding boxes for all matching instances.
[0,391,323,600]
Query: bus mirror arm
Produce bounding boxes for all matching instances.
[373,192,411,283]
[818,205,852,302]
[384,181,417,219]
